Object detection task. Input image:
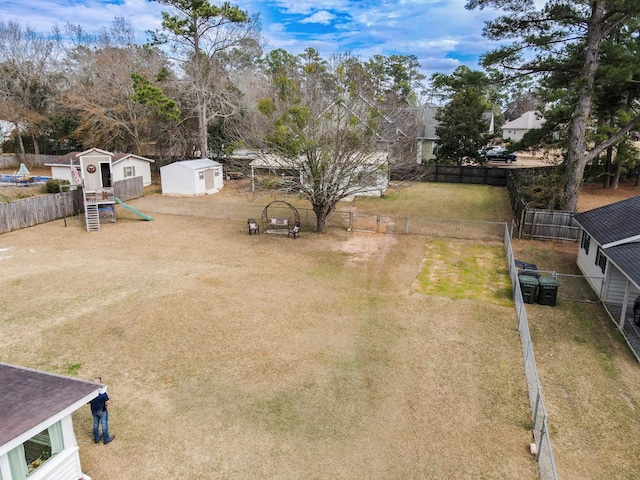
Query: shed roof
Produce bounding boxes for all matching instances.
[573,196,640,246]
[161,159,222,171]
[0,363,100,452]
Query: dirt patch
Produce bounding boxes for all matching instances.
[577,179,639,212]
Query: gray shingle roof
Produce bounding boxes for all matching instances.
[573,195,640,245]
[0,364,100,448]
[604,242,640,288]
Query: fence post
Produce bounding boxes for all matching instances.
[376,215,380,233]
[348,211,353,230]
[538,414,548,460]
[404,216,409,235]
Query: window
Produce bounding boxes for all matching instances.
[8,422,64,477]
[580,231,591,255]
[595,247,607,274]
[123,166,136,178]
[198,171,204,180]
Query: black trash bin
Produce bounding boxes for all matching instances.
[537,277,559,306]
[518,274,539,304]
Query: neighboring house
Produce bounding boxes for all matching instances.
[502,110,545,142]
[0,363,101,480]
[249,151,389,197]
[160,159,224,196]
[416,102,439,163]
[416,104,496,163]
[46,148,154,188]
[111,153,154,187]
[573,196,640,324]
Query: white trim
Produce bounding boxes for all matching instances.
[602,235,640,248]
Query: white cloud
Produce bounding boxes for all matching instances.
[299,11,335,25]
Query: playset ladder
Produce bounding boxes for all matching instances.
[85,204,100,231]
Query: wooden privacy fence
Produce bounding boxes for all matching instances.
[506,170,581,241]
[0,176,144,234]
[391,164,508,186]
[0,154,59,169]
[517,209,580,241]
[0,189,84,233]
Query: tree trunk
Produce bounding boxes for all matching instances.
[313,203,331,234]
[32,134,40,155]
[611,162,621,189]
[562,2,605,212]
[603,146,612,188]
[197,92,208,159]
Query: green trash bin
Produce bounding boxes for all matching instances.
[537,277,559,306]
[518,274,539,304]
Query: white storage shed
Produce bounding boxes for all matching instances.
[160,159,224,196]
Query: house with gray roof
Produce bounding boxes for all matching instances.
[0,363,102,480]
[502,110,545,142]
[574,196,640,327]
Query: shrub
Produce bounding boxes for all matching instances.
[45,179,70,193]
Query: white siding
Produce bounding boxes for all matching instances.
[113,158,153,186]
[161,164,197,195]
[28,447,82,480]
[213,166,224,190]
[49,166,74,184]
[602,264,640,305]
[576,237,605,298]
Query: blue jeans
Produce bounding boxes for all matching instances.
[92,410,112,443]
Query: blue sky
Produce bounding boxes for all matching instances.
[0,0,506,78]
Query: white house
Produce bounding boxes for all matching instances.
[0,363,101,480]
[160,159,224,196]
[46,148,154,188]
[502,110,545,142]
[111,153,154,186]
[573,196,640,326]
[249,151,389,197]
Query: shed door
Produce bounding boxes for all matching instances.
[205,169,214,190]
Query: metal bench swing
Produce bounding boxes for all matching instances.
[260,200,301,238]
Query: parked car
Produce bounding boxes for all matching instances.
[486,147,517,163]
[634,295,640,325]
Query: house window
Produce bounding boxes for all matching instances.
[580,231,591,255]
[215,169,220,177]
[595,247,607,274]
[8,422,64,477]
[199,171,204,180]
[123,166,136,178]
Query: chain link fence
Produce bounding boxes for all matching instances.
[504,225,558,480]
[130,195,556,479]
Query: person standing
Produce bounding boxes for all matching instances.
[90,376,116,444]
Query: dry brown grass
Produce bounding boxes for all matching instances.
[2,178,639,479]
[0,184,539,479]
